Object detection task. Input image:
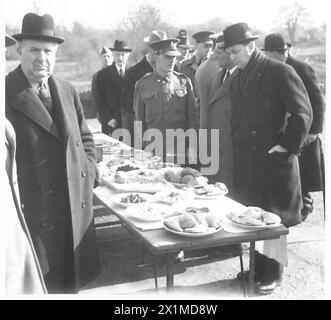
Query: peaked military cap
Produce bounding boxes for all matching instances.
[149,38,181,56]
[192,31,215,44]
[143,30,167,44]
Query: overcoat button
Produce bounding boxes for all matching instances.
[251,130,257,136]
[76,140,81,147]
[81,200,86,208]
[21,203,24,210]
[251,146,256,151]
[40,218,47,227]
[81,171,87,177]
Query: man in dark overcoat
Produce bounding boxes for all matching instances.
[262,33,325,221]
[6,13,100,293]
[94,40,132,135]
[224,23,312,295]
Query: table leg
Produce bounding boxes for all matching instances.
[249,242,256,296]
[166,254,174,293]
[239,254,247,297]
[152,256,158,291]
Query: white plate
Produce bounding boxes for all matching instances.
[125,203,170,222]
[94,138,107,146]
[163,222,222,238]
[111,192,154,208]
[154,189,195,205]
[226,212,281,230]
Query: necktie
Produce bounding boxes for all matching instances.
[119,68,124,77]
[38,82,53,114]
[222,70,231,84]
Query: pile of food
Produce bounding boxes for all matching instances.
[194,182,228,196]
[164,206,222,234]
[126,203,169,222]
[120,193,147,204]
[114,170,164,185]
[154,190,193,204]
[116,164,140,172]
[163,167,208,187]
[227,207,281,227]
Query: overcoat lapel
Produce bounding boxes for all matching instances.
[48,76,75,145]
[9,67,62,141]
[110,63,122,88]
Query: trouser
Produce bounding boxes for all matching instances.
[255,251,283,282]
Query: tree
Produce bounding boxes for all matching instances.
[274,1,312,45]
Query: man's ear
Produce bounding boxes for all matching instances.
[17,44,22,56]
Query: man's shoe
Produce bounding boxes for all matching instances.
[237,270,261,284]
[255,278,282,295]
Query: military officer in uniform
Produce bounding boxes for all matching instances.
[179,31,214,96]
[175,29,191,70]
[134,38,198,164]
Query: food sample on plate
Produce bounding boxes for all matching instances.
[147,162,178,170]
[227,206,281,227]
[154,190,193,204]
[114,170,164,185]
[116,164,140,172]
[120,193,148,204]
[128,204,168,221]
[163,211,222,234]
[163,167,208,187]
[194,182,228,196]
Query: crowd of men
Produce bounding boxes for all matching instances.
[3,12,324,296]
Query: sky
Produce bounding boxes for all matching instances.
[2,0,328,32]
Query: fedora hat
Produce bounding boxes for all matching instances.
[143,30,167,44]
[223,23,258,48]
[149,38,181,57]
[12,13,64,44]
[261,33,291,52]
[110,40,132,52]
[6,34,16,47]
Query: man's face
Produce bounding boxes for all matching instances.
[195,42,213,60]
[156,53,176,74]
[112,51,130,67]
[177,46,189,60]
[101,52,113,68]
[226,42,253,69]
[19,39,58,83]
[215,43,234,69]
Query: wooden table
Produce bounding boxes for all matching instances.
[94,186,288,296]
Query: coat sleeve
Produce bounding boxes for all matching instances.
[276,64,313,154]
[73,87,99,186]
[94,71,115,127]
[294,62,325,134]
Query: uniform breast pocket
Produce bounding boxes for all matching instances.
[143,92,159,123]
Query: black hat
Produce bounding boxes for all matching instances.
[110,40,132,52]
[223,23,258,48]
[12,13,64,44]
[261,33,291,52]
[192,31,215,44]
[143,30,167,44]
[6,34,16,47]
[149,38,181,56]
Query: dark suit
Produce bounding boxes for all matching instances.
[6,65,100,293]
[286,55,324,194]
[230,49,312,228]
[94,63,125,134]
[121,56,153,134]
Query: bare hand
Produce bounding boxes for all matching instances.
[268,145,288,154]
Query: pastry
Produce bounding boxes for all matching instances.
[164,217,183,232]
[178,214,198,229]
